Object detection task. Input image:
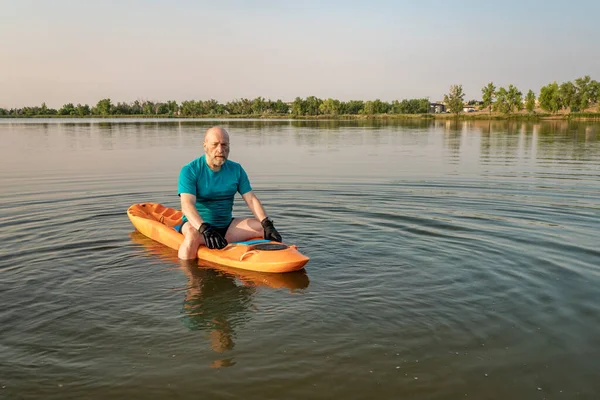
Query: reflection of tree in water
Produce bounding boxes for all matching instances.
[477,121,535,164]
[290,118,433,131]
[441,119,462,163]
[520,123,535,159]
[180,260,256,357]
[533,121,600,162]
[470,120,600,164]
[292,119,435,149]
[479,121,492,161]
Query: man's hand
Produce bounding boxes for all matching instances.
[198,223,228,249]
[261,218,282,242]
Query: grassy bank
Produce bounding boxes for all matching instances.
[1,112,600,120]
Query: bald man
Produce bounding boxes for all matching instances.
[175,126,281,259]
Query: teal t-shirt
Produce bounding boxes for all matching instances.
[178,155,252,228]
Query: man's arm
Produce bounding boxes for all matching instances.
[181,193,228,249]
[180,193,204,230]
[241,191,267,221]
[242,191,282,242]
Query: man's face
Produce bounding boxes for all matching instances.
[204,131,230,169]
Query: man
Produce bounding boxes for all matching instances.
[176,126,281,260]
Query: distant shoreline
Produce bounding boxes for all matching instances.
[1,112,599,121]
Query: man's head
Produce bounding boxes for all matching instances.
[203,126,230,170]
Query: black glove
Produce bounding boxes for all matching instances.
[261,218,282,242]
[198,223,228,249]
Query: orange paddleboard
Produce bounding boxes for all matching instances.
[129,231,310,291]
[127,203,309,273]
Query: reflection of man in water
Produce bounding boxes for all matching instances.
[180,260,255,363]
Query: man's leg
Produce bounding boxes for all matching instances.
[178,222,204,259]
[225,218,263,243]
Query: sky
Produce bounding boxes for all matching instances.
[1,0,599,108]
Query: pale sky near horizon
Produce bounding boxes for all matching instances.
[1,0,599,108]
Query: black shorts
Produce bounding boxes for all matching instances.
[176,219,234,237]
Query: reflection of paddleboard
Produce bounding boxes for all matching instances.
[128,231,310,291]
[127,203,310,273]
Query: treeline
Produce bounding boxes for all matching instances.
[0,97,431,117]
[538,76,599,113]
[2,75,598,117]
[474,75,599,115]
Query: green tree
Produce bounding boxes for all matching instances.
[590,80,600,104]
[559,81,578,111]
[95,98,113,115]
[225,100,239,115]
[272,99,289,114]
[304,96,322,115]
[507,84,523,113]
[538,82,562,113]
[23,107,38,116]
[251,97,266,114]
[392,99,429,114]
[481,82,496,114]
[76,104,91,116]
[166,100,179,115]
[525,90,536,113]
[155,103,169,114]
[370,99,390,114]
[444,84,465,115]
[215,103,227,115]
[343,100,364,114]
[493,87,510,114]
[230,98,253,114]
[396,98,431,114]
[180,100,196,116]
[417,98,431,113]
[363,101,375,115]
[58,103,76,115]
[390,100,402,114]
[142,101,155,115]
[574,75,600,110]
[114,102,131,115]
[130,100,143,115]
[319,98,341,116]
[291,97,306,116]
[203,99,219,114]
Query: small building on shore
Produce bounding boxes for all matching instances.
[429,103,446,113]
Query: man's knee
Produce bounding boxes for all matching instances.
[179,238,201,259]
[225,218,262,242]
[244,218,262,233]
[179,224,204,257]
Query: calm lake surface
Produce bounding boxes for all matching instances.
[1,118,599,399]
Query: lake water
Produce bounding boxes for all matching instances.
[1,118,599,399]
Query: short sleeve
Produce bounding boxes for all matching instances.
[178,164,197,196]
[237,166,252,195]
